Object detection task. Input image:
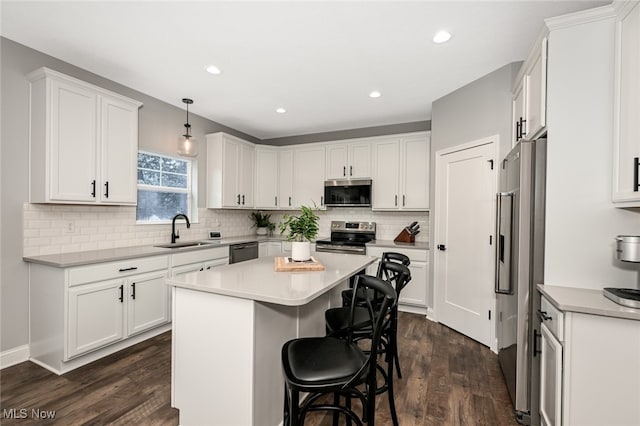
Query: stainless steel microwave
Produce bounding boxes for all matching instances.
[323,179,372,207]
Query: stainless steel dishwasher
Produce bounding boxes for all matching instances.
[229,241,259,264]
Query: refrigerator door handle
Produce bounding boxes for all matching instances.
[495,191,514,294]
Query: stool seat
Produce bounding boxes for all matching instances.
[282,337,367,389]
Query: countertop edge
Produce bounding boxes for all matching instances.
[537,284,640,322]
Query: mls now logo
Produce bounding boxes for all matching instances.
[3,408,56,419]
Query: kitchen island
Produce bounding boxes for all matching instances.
[166,252,376,426]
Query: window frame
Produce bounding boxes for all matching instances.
[135,150,198,225]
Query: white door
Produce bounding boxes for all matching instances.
[293,146,325,208]
[539,323,563,426]
[222,137,240,207]
[127,270,169,336]
[348,142,372,178]
[239,143,255,207]
[434,140,496,346]
[278,150,294,208]
[255,148,278,208]
[326,144,348,179]
[372,139,400,209]
[100,96,139,204]
[402,135,430,210]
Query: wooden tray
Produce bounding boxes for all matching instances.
[274,256,325,272]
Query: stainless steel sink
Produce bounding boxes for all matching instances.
[154,241,215,249]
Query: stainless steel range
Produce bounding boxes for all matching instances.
[315,221,376,255]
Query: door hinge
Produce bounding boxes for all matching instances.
[488,310,492,320]
[488,159,494,170]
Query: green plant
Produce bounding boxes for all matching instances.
[279,204,320,242]
[249,211,273,228]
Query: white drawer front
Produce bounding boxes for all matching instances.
[366,246,428,262]
[68,255,169,286]
[541,296,564,342]
[171,246,229,267]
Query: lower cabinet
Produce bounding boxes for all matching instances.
[365,246,429,310]
[539,295,640,425]
[259,241,283,257]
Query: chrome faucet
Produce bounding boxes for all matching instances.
[171,214,191,244]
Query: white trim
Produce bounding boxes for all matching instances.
[545,4,616,31]
[1,345,30,369]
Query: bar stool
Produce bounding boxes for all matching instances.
[325,261,411,426]
[281,275,396,426]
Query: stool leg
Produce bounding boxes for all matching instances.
[332,393,340,426]
[283,385,289,426]
[346,395,352,426]
[387,359,399,426]
[393,331,402,379]
[289,388,300,426]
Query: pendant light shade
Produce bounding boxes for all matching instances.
[178,98,198,157]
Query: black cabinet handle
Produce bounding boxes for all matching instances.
[131,283,136,300]
[343,166,346,177]
[289,196,292,206]
[403,195,406,206]
[242,194,245,205]
[104,181,109,198]
[320,196,324,206]
[437,244,446,251]
[118,285,124,303]
[275,196,278,206]
[634,157,639,192]
[118,267,138,272]
[350,165,353,176]
[537,309,552,321]
[520,118,527,137]
[533,329,541,356]
[237,194,241,205]
[91,180,96,197]
[395,195,398,206]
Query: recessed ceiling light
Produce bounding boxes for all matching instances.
[276,107,286,114]
[369,91,381,98]
[205,65,221,75]
[433,30,452,44]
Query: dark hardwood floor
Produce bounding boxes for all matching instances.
[1,313,518,425]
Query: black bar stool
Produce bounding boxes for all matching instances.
[281,275,396,426]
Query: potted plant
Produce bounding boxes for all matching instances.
[279,204,320,261]
[250,211,274,236]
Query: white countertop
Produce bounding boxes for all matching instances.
[166,252,376,306]
[538,284,640,321]
[23,235,290,268]
[367,239,429,250]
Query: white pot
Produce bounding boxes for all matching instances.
[291,241,311,261]
[256,227,268,236]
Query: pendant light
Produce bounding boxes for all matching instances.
[178,98,198,157]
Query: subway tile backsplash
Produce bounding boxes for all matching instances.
[22,203,428,256]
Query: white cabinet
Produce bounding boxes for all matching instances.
[292,145,326,208]
[127,270,171,336]
[372,132,430,211]
[207,132,255,208]
[512,35,548,145]
[613,1,640,206]
[171,246,229,276]
[326,141,372,179]
[259,241,283,257]
[27,67,142,205]
[365,246,429,309]
[539,295,640,426]
[255,147,295,209]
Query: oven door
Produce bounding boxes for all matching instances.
[315,241,366,255]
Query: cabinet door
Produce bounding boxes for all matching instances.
[49,79,98,203]
[402,135,430,210]
[349,142,372,178]
[293,146,325,208]
[67,279,124,358]
[222,137,240,207]
[513,81,526,146]
[172,263,205,277]
[100,96,139,204]
[127,270,169,336]
[525,38,547,140]
[372,140,400,210]
[326,144,348,179]
[255,148,279,208]
[613,2,640,205]
[239,143,255,208]
[278,150,294,208]
[539,323,562,426]
[203,258,228,270]
[400,261,428,307]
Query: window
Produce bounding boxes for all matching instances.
[136,152,196,223]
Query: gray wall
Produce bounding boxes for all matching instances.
[0,37,258,352]
[261,121,430,146]
[427,62,521,308]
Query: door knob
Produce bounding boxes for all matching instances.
[437,244,446,251]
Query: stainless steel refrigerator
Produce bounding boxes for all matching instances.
[495,139,546,425]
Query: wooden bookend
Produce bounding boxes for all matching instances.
[394,228,415,243]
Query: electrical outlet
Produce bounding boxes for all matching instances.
[64,221,75,233]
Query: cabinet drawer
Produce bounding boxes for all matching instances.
[540,296,564,341]
[171,246,229,267]
[68,255,169,286]
[366,246,428,262]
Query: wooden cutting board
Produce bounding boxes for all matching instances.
[274,256,325,272]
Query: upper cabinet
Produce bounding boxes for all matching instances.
[372,132,430,211]
[255,147,295,209]
[325,141,372,179]
[613,1,640,207]
[512,34,548,146]
[28,67,142,205]
[207,132,255,209]
[292,145,326,209]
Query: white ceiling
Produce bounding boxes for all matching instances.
[1,1,608,140]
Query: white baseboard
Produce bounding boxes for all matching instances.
[1,344,29,370]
